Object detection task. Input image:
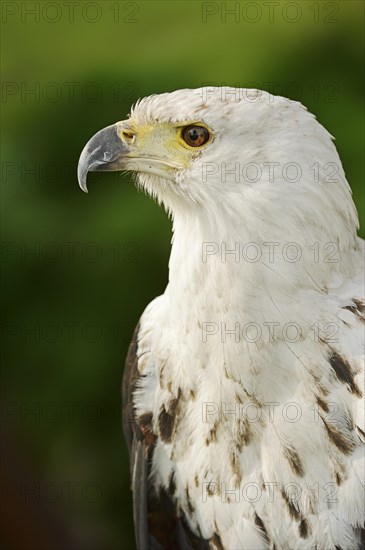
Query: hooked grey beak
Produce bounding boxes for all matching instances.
[77,124,129,193]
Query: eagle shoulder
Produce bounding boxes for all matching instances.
[122,322,212,549]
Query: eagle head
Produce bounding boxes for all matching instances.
[77,87,358,253]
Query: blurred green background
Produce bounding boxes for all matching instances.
[1,1,364,549]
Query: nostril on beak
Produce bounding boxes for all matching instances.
[122,130,135,142]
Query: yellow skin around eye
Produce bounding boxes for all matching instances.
[116,120,213,170]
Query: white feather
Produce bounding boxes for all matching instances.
[132,88,364,549]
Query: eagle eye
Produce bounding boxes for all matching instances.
[181,125,210,147]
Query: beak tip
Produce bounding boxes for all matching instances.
[77,145,91,193]
[79,176,89,193]
[77,166,89,193]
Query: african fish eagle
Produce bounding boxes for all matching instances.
[78,87,364,550]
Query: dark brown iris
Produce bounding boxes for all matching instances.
[181,125,210,147]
